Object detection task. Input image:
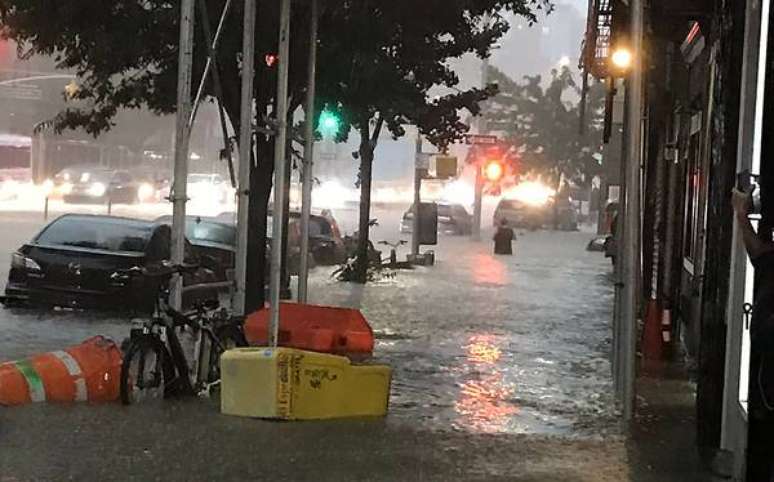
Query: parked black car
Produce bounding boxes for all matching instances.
[217,210,345,266]
[2,214,222,311]
[401,203,473,235]
[155,215,237,281]
[63,169,142,205]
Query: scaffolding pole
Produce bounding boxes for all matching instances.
[170,0,196,310]
[621,0,644,423]
[268,0,292,346]
[233,0,257,315]
[298,0,319,303]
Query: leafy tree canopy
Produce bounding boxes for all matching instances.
[484,65,606,188]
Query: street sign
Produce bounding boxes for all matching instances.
[463,134,499,145]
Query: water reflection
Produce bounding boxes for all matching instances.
[471,254,507,286]
[454,334,518,433]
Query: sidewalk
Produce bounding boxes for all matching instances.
[628,364,725,482]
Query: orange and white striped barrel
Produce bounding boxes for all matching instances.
[0,336,122,406]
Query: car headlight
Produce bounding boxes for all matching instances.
[138,183,155,202]
[41,179,55,196]
[88,182,107,197]
[11,252,41,271]
[60,182,73,195]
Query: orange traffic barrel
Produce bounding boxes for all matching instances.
[245,302,375,359]
[642,299,664,361]
[0,336,122,406]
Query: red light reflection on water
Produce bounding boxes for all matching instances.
[471,254,507,286]
[454,334,518,433]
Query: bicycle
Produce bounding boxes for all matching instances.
[118,262,247,405]
[378,239,407,268]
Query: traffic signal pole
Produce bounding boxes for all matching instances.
[298,0,318,304]
[411,131,422,256]
[169,0,195,310]
[471,55,489,242]
[268,0,292,347]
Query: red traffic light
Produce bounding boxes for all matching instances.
[265,54,278,67]
[484,160,504,182]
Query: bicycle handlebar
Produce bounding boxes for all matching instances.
[115,262,199,280]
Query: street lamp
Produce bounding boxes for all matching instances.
[611,47,633,72]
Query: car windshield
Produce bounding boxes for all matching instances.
[186,220,235,246]
[74,170,112,184]
[309,217,330,237]
[438,205,452,216]
[36,216,153,253]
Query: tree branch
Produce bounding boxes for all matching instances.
[370,114,384,148]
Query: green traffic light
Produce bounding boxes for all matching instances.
[318,110,341,137]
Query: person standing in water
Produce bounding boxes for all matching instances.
[493,219,515,255]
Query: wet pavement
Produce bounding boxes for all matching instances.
[0,208,645,480]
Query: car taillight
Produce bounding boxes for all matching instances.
[11,252,41,271]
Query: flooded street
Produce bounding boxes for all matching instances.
[0,208,634,481]
[1,207,616,438]
[307,225,616,436]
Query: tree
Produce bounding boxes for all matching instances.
[0,0,317,311]
[484,65,606,189]
[313,0,553,282]
[0,0,554,298]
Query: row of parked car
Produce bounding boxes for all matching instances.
[2,210,347,311]
[398,198,580,236]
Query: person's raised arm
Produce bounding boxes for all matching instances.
[733,188,774,259]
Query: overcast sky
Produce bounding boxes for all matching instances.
[453,1,588,90]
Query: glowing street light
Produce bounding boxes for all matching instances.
[483,159,504,183]
[611,48,633,71]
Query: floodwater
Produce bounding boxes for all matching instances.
[0,208,617,437]
[308,225,617,436]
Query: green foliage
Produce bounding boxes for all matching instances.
[484,66,606,187]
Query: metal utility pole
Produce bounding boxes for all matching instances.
[411,131,422,256]
[233,0,257,315]
[268,0,292,346]
[471,55,489,242]
[298,0,318,304]
[621,0,644,423]
[170,0,196,310]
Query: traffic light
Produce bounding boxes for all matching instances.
[484,159,504,183]
[318,109,341,138]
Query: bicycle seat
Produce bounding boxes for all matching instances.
[193,298,220,312]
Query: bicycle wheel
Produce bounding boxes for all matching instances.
[120,336,169,405]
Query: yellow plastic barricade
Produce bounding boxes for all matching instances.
[220,347,391,420]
